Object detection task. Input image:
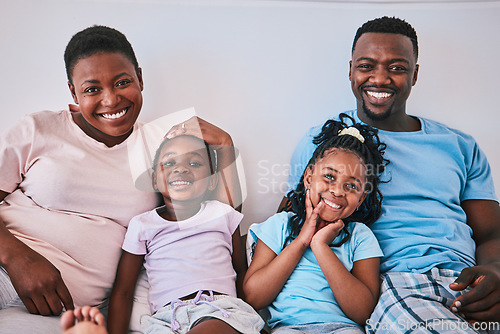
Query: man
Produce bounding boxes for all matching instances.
[282,16,500,333]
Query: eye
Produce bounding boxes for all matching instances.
[83,86,100,94]
[189,161,203,167]
[116,79,131,87]
[161,160,175,167]
[357,63,373,71]
[324,174,335,182]
[389,65,407,72]
[344,183,359,192]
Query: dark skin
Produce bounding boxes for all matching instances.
[450,200,500,321]
[108,135,245,334]
[0,191,74,315]
[108,228,245,334]
[279,32,500,322]
[0,51,145,316]
[1,47,242,319]
[0,121,241,319]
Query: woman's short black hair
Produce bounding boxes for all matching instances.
[64,25,139,84]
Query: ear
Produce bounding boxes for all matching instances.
[151,170,159,191]
[412,64,419,86]
[303,166,313,190]
[357,191,368,208]
[208,173,218,191]
[68,104,80,113]
[348,60,353,81]
[137,67,144,91]
[68,81,78,104]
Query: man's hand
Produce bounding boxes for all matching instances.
[450,263,500,321]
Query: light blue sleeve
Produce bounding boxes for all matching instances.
[351,223,383,263]
[460,135,498,202]
[286,126,322,193]
[249,212,292,255]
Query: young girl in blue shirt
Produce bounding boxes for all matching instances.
[243,113,388,333]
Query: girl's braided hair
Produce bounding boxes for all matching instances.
[282,113,389,247]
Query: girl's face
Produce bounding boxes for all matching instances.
[304,148,367,223]
[153,136,216,204]
[68,52,143,147]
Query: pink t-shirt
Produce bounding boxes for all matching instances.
[0,109,160,307]
[122,200,243,313]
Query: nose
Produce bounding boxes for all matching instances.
[173,163,189,174]
[329,182,345,197]
[369,66,391,86]
[101,88,119,107]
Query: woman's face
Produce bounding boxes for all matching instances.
[68,52,143,147]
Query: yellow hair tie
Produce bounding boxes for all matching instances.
[338,127,365,143]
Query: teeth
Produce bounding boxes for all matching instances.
[169,181,192,186]
[367,91,391,99]
[323,198,341,209]
[101,109,127,119]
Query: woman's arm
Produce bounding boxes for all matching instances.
[310,224,380,325]
[107,251,144,334]
[231,226,247,299]
[165,117,242,211]
[0,190,74,315]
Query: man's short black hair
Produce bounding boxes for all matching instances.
[352,16,418,61]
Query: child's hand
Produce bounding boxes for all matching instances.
[296,190,323,247]
[311,219,344,246]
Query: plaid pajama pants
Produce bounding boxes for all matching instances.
[366,268,500,334]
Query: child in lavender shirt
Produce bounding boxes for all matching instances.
[107,134,264,334]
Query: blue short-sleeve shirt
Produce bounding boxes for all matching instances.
[287,110,498,274]
[250,212,382,328]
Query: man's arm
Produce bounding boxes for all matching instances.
[450,199,500,321]
[277,196,289,213]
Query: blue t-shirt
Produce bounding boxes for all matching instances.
[287,110,498,274]
[249,212,383,328]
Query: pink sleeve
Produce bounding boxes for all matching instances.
[0,115,36,193]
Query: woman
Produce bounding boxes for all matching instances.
[0,25,240,332]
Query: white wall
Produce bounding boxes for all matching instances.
[1,0,499,232]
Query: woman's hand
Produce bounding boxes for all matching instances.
[165,116,242,209]
[166,116,234,148]
[6,247,74,315]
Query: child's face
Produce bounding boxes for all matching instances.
[154,136,216,204]
[304,148,367,223]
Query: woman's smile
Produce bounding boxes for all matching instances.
[69,52,143,147]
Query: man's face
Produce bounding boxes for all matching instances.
[349,32,419,125]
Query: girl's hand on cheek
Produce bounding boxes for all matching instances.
[297,190,323,248]
[311,219,344,247]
